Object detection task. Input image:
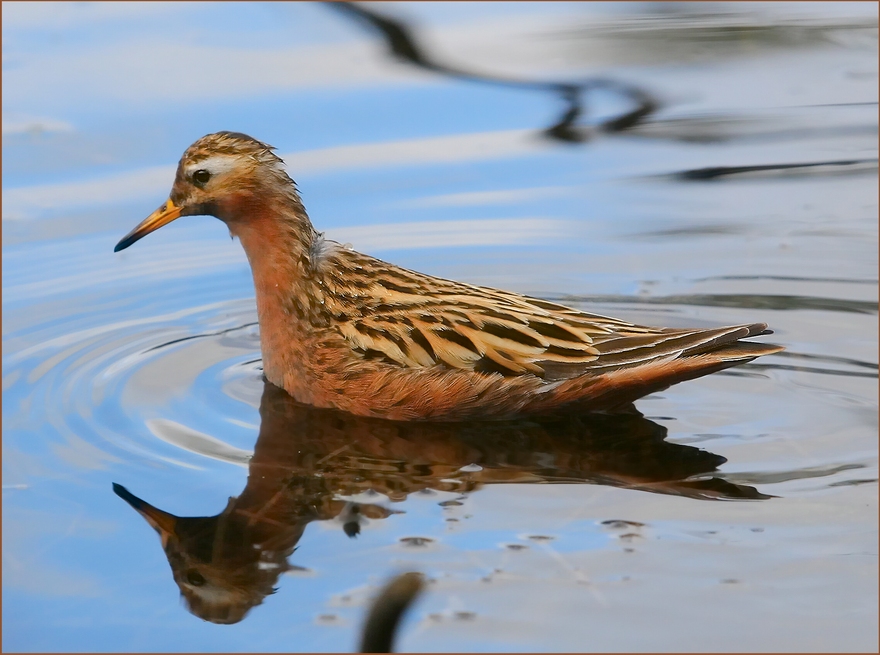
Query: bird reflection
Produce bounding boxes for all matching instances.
[113,381,767,624]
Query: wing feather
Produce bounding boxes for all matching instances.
[412,320,483,368]
[320,248,767,380]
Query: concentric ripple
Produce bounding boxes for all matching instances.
[3,297,265,475]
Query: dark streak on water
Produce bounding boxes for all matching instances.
[674,158,878,180]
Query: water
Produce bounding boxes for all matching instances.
[3,2,877,651]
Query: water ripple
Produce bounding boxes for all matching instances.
[3,299,263,473]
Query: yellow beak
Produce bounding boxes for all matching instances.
[114,198,183,252]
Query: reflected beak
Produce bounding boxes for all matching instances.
[113,483,178,548]
[114,198,183,252]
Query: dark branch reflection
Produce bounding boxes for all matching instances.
[326,2,659,143]
[113,381,767,625]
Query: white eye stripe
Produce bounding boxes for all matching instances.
[185,155,239,177]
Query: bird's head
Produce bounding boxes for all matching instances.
[115,131,303,252]
[112,482,298,624]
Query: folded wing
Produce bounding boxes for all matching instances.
[321,249,780,380]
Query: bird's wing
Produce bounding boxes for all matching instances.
[320,248,768,379]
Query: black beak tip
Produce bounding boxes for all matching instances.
[114,236,133,252]
[112,482,135,504]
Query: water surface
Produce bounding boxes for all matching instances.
[3,2,878,652]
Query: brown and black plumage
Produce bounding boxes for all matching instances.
[115,131,783,420]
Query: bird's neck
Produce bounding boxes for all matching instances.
[229,191,327,390]
[233,200,314,270]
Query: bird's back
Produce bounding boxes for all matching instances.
[294,243,783,420]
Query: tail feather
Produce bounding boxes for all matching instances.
[707,340,785,361]
[529,331,783,414]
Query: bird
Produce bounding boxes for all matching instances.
[114,131,783,421]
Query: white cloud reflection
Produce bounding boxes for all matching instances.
[3,129,540,220]
[398,185,575,208]
[146,419,252,468]
[1,1,189,30]
[326,217,571,252]
[7,39,425,110]
[1,115,74,136]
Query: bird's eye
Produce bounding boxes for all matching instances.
[185,570,206,586]
[192,169,211,186]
